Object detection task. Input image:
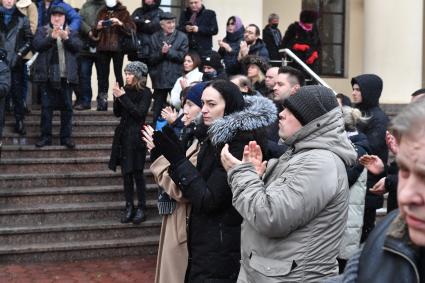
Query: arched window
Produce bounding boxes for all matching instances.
[303,0,346,77]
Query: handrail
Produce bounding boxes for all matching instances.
[278,48,337,94]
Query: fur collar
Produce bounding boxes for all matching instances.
[208,95,277,146]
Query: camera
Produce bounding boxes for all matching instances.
[102,19,113,27]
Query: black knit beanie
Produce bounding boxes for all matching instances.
[283,85,338,125]
[208,80,245,115]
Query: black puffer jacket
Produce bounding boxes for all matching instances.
[148,29,188,89]
[178,5,218,57]
[109,86,152,174]
[248,38,269,60]
[0,8,32,70]
[32,25,82,86]
[351,74,389,208]
[131,0,163,61]
[218,26,244,75]
[347,132,370,187]
[168,95,277,282]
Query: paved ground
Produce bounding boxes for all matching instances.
[0,256,156,283]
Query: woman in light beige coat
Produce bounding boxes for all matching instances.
[142,82,207,283]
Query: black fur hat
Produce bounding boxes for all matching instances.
[241,55,270,75]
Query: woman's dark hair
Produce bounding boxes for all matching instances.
[185,50,201,71]
[208,80,245,115]
[226,16,236,26]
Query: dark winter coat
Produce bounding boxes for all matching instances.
[37,0,81,31]
[92,3,136,52]
[168,95,277,282]
[78,0,105,57]
[262,24,282,61]
[248,38,269,60]
[334,210,422,283]
[352,74,389,208]
[131,0,163,61]
[178,5,218,57]
[0,52,11,140]
[109,86,152,174]
[0,8,32,70]
[385,161,399,212]
[218,26,244,75]
[347,132,370,187]
[281,22,321,71]
[32,25,82,86]
[148,29,188,89]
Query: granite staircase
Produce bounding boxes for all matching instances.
[0,109,160,263]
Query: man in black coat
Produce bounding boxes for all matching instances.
[0,0,32,135]
[131,0,163,63]
[177,0,218,58]
[262,13,282,62]
[32,6,82,148]
[0,46,11,159]
[148,12,188,126]
[351,73,389,242]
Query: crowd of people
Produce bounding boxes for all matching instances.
[0,0,424,282]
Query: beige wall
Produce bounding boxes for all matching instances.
[364,0,423,103]
[263,0,301,32]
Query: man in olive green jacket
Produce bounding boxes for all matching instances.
[221,85,357,282]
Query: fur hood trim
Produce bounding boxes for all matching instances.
[208,95,277,146]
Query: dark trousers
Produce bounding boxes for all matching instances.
[152,89,170,124]
[79,55,100,106]
[97,51,124,94]
[123,170,146,209]
[10,67,25,122]
[360,207,377,243]
[39,80,73,142]
[0,94,5,140]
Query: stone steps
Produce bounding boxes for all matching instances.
[5,110,119,122]
[0,235,159,263]
[0,170,154,190]
[0,144,113,159]
[0,184,158,205]
[2,131,114,145]
[0,217,161,246]
[3,120,119,133]
[0,200,158,226]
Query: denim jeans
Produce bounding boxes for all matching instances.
[96,51,124,94]
[79,55,100,106]
[39,79,73,142]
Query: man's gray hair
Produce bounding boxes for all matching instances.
[268,13,279,22]
[391,97,425,138]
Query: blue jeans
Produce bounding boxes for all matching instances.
[39,80,73,142]
[79,55,99,106]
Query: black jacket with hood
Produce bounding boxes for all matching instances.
[0,48,11,140]
[351,74,389,207]
[168,95,277,282]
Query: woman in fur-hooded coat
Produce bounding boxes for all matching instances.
[164,83,277,282]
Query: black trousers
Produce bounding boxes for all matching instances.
[96,51,124,94]
[152,89,170,125]
[123,170,146,209]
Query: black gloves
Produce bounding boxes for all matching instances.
[153,126,186,165]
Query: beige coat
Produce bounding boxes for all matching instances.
[16,0,38,60]
[151,140,200,283]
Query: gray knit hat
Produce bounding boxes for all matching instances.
[124,61,148,79]
[283,85,338,125]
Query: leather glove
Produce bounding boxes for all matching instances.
[152,126,185,165]
[306,51,319,64]
[292,43,310,52]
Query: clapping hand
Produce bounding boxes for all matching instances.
[112,82,125,98]
[359,154,385,175]
[162,42,172,54]
[142,125,155,152]
[152,126,185,165]
[239,41,249,57]
[386,131,399,155]
[221,141,267,175]
[161,106,178,124]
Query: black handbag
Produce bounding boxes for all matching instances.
[121,30,140,55]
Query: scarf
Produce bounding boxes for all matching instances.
[1,6,16,26]
[269,25,281,47]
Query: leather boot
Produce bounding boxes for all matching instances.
[132,206,146,224]
[96,93,108,111]
[14,120,26,135]
[120,202,135,223]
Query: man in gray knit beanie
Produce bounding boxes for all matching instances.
[221,85,357,281]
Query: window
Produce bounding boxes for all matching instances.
[159,0,186,22]
[302,0,346,77]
